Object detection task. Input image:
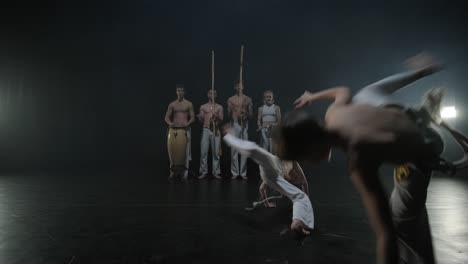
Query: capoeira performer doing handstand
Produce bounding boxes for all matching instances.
[222,124,314,238]
[257,160,309,208]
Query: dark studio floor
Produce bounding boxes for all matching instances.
[0,165,467,264]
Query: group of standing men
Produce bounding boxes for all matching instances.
[164,83,281,179]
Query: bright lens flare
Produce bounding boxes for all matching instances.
[440,106,457,119]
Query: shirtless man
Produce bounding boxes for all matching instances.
[276,56,450,264]
[227,83,253,179]
[257,90,281,153]
[198,89,224,179]
[349,57,467,264]
[164,84,195,179]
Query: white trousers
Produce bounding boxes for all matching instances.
[199,128,221,175]
[230,122,248,176]
[260,127,273,153]
[223,134,314,229]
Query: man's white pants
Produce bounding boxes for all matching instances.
[230,122,248,177]
[199,128,221,175]
[260,127,273,153]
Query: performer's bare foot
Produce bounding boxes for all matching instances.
[198,174,207,179]
[213,174,222,179]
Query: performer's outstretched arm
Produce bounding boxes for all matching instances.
[259,182,276,207]
[294,86,352,108]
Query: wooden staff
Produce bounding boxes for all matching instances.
[211,50,223,156]
[211,50,215,96]
[239,45,245,127]
[211,50,216,133]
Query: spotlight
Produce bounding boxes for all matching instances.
[440,106,457,119]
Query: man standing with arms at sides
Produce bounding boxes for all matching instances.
[257,90,281,153]
[198,89,224,179]
[227,82,253,179]
[164,84,195,179]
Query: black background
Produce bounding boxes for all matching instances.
[0,0,467,171]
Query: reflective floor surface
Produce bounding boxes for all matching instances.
[0,167,466,263]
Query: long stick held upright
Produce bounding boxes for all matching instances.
[239,45,245,127]
[239,45,244,96]
[211,50,215,103]
[211,50,216,133]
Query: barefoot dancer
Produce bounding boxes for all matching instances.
[223,124,314,237]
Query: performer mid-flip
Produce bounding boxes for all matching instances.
[164,84,195,179]
[257,90,281,153]
[222,124,314,237]
[258,160,309,208]
[277,53,468,264]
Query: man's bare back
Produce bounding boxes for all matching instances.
[326,104,434,165]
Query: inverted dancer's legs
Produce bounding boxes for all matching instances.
[223,133,314,233]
